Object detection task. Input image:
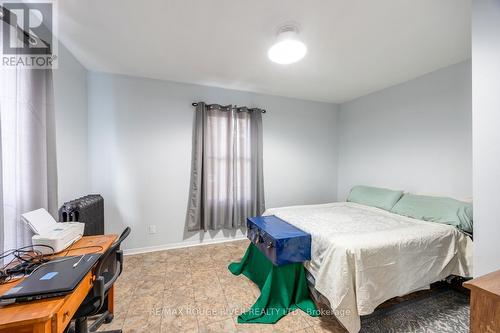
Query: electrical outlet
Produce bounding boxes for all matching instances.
[148,225,157,234]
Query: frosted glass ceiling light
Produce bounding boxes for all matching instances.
[268,25,307,65]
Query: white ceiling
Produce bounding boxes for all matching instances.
[57,0,471,103]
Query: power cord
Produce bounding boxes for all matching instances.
[0,243,104,285]
[0,244,55,284]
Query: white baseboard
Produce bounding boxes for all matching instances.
[123,236,247,255]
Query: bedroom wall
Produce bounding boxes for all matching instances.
[87,72,339,252]
[471,0,500,277]
[53,43,89,206]
[337,61,472,200]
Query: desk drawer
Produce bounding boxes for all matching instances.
[54,271,93,333]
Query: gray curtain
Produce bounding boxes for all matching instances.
[0,66,58,252]
[187,103,265,231]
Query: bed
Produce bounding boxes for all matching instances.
[263,201,473,333]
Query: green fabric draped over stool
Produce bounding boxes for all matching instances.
[228,243,319,324]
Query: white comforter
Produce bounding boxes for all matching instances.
[263,202,473,333]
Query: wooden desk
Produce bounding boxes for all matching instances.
[464,269,500,333]
[0,235,117,333]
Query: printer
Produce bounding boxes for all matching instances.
[21,208,85,254]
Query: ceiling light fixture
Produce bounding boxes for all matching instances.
[268,24,307,65]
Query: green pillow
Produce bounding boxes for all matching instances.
[347,186,404,211]
[391,194,473,233]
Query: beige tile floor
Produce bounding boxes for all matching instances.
[97,239,346,333]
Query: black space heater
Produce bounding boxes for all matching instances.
[59,194,105,236]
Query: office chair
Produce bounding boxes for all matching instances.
[67,227,131,333]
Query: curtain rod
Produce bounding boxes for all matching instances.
[192,102,266,114]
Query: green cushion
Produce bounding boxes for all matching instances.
[347,185,404,211]
[391,194,473,233]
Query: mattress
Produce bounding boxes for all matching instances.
[263,202,473,333]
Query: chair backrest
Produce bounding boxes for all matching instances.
[95,227,131,293]
[114,226,131,248]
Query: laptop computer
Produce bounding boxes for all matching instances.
[0,253,100,304]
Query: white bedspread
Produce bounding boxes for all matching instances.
[263,202,473,333]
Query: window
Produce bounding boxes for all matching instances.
[186,103,265,231]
